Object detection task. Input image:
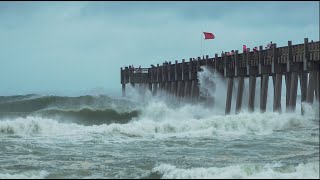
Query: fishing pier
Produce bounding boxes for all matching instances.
[120,38,320,115]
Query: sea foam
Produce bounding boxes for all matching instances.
[151,162,319,179]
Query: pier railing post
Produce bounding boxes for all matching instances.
[214,54,218,73]
[303,38,309,71]
[173,60,178,96]
[224,53,228,77]
[234,50,239,76]
[121,67,126,97]
[287,41,293,72]
[184,58,193,99]
[166,61,171,93]
[181,59,185,98]
[246,48,251,76]
[196,57,201,100]
[190,58,195,100]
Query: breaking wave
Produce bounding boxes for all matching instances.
[0,102,317,138]
[35,108,139,125]
[149,162,319,179]
[0,94,139,125]
[0,94,135,113]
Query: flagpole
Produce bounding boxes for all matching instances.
[200,31,202,57]
[201,28,204,57]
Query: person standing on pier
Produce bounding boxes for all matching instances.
[266,41,273,49]
[243,45,247,53]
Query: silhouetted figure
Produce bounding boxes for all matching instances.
[266,41,273,49]
[243,45,247,53]
[227,50,235,56]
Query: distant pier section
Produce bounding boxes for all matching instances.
[121,38,320,115]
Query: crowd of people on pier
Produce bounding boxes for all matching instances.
[123,41,275,70]
[224,41,273,56]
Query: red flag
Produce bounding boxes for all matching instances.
[203,32,215,40]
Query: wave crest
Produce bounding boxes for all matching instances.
[151,162,319,179]
[36,108,139,125]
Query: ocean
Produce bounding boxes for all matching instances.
[0,68,319,179]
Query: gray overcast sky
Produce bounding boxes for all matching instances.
[0,1,319,97]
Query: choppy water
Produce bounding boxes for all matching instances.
[0,68,319,179]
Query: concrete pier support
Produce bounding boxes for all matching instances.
[170,81,177,95]
[285,74,291,112]
[191,80,196,100]
[163,82,167,92]
[225,77,234,115]
[260,74,269,113]
[122,84,125,97]
[152,83,158,96]
[165,82,171,94]
[248,76,256,112]
[236,77,244,114]
[177,81,183,97]
[159,82,164,92]
[299,72,308,115]
[148,83,152,93]
[182,81,186,97]
[307,71,316,103]
[195,80,200,101]
[272,75,275,91]
[184,81,191,99]
[273,74,282,113]
[289,72,298,112]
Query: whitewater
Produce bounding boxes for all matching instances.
[0,68,319,179]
